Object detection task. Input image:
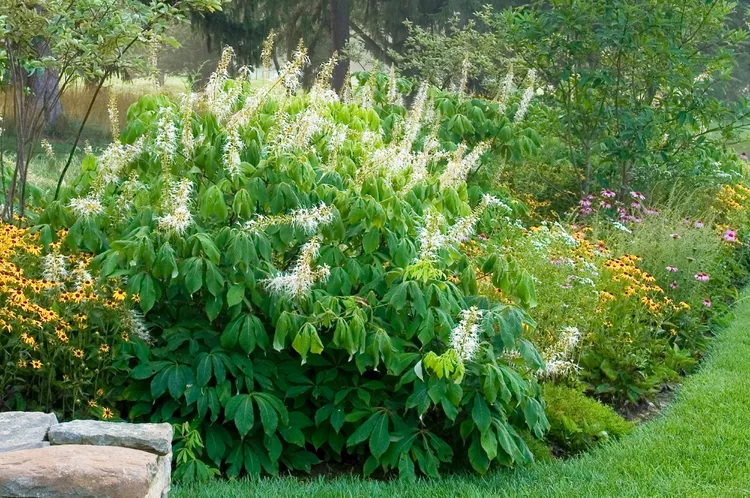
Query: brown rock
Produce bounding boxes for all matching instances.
[0,445,168,498]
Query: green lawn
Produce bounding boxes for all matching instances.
[172,290,750,498]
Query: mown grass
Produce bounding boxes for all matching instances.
[173,289,750,498]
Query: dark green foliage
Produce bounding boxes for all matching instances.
[40,69,548,480]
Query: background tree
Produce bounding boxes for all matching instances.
[0,0,224,220]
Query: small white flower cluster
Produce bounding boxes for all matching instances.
[93,138,144,192]
[514,69,537,122]
[180,93,195,157]
[540,325,581,379]
[450,306,484,362]
[457,57,470,96]
[438,142,489,190]
[387,64,403,106]
[496,65,515,114]
[71,261,93,290]
[416,210,447,262]
[204,46,235,117]
[68,194,104,219]
[122,309,152,343]
[42,251,68,284]
[40,139,55,161]
[155,107,177,170]
[282,43,310,95]
[611,221,632,233]
[263,237,330,299]
[157,178,193,235]
[245,203,335,235]
[223,128,243,177]
[449,194,510,243]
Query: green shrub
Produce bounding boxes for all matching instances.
[543,384,633,455]
[39,50,549,480]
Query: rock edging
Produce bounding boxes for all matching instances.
[0,412,172,498]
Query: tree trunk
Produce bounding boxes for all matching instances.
[330,0,350,92]
[29,40,62,129]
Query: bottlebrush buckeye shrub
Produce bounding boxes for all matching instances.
[39,47,548,480]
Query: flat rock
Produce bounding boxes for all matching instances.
[0,445,166,498]
[0,411,57,453]
[48,420,173,456]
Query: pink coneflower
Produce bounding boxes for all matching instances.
[630,191,646,200]
[695,273,710,282]
[600,201,612,209]
[579,198,591,208]
[645,208,659,216]
[723,229,738,243]
[683,217,692,225]
[478,233,488,241]
[632,217,642,223]
[694,220,704,228]
[670,233,681,239]
[666,266,679,272]
[703,299,712,307]
[631,201,641,209]
[561,284,572,289]
[670,281,678,289]
[601,189,616,198]
[740,152,747,160]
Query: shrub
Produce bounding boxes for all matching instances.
[40,49,550,480]
[0,222,137,419]
[543,384,633,455]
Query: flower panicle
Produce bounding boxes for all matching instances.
[261,30,275,69]
[515,69,537,122]
[438,142,489,190]
[180,93,195,157]
[262,237,330,298]
[245,203,334,235]
[449,194,510,243]
[449,306,484,362]
[157,178,194,235]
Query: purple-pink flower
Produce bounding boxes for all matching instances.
[666,266,678,272]
[695,273,710,282]
[694,220,704,228]
[670,281,678,289]
[670,233,681,239]
[703,299,712,307]
[601,189,616,198]
[630,191,646,200]
[723,229,738,243]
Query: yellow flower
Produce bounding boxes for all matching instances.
[101,408,114,420]
[96,388,104,397]
[16,359,27,368]
[112,290,127,301]
[88,400,98,408]
[99,344,110,353]
[73,349,84,359]
[31,360,42,369]
[121,332,130,342]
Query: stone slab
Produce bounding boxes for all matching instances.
[0,445,166,498]
[0,411,57,454]
[48,420,173,456]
